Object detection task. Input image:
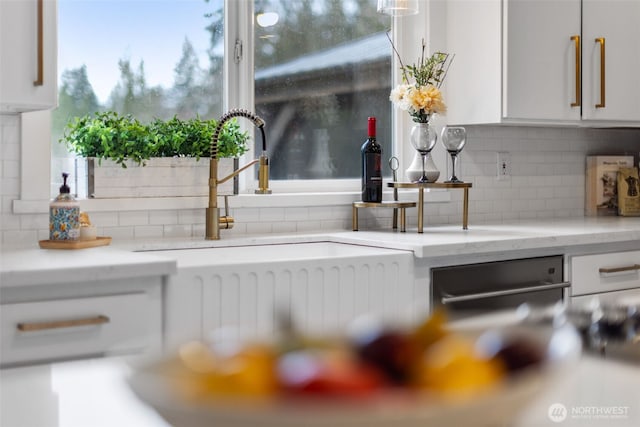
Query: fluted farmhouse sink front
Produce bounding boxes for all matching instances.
[154,242,418,351]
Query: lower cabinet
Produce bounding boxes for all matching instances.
[570,250,640,307]
[0,277,163,368]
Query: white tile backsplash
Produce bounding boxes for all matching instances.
[2,113,640,247]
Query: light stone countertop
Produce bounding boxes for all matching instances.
[328,217,640,258]
[0,246,177,288]
[124,217,640,259]
[4,217,640,288]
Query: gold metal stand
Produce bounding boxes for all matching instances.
[387,182,472,233]
[352,201,417,232]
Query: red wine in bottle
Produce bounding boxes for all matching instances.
[361,116,382,202]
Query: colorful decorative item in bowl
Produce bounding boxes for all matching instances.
[79,211,97,240]
[127,309,581,427]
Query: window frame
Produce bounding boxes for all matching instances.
[14,0,450,215]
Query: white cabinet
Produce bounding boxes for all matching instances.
[1,288,162,366]
[0,276,163,367]
[569,250,640,308]
[581,0,640,121]
[0,0,57,112]
[502,0,581,122]
[445,0,640,126]
[0,248,175,367]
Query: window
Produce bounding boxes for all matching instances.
[254,0,391,182]
[51,0,224,197]
[51,0,392,197]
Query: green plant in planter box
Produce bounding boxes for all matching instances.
[60,111,250,168]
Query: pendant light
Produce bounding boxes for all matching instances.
[377,0,419,16]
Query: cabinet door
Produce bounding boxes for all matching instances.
[0,0,57,112]
[582,0,640,121]
[503,0,581,121]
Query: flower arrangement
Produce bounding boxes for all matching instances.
[388,35,453,123]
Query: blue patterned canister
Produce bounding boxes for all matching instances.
[49,173,80,241]
[49,203,80,241]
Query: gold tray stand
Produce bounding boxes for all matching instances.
[387,182,472,233]
[352,201,417,232]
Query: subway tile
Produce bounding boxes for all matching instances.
[2,125,639,247]
[20,213,48,230]
[272,220,297,233]
[284,207,309,221]
[224,222,247,236]
[1,177,19,196]
[2,159,19,179]
[2,230,38,248]
[259,207,285,221]
[149,210,178,225]
[0,213,21,230]
[246,221,273,234]
[192,223,206,237]
[178,209,204,225]
[134,225,164,239]
[119,211,150,226]
[320,219,350,231]
[162,225,192,238]
[234,207,260,222]
[103,226,135,240]
[87,212,119,227]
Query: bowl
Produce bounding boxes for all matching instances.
[127,318,581,427]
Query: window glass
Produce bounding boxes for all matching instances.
[51,0,392,196]
[254,0,391,180]
[51,0,224,197]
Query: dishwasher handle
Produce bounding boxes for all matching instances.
[440,281,571,305]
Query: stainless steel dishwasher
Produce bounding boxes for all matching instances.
[431,255,570,318]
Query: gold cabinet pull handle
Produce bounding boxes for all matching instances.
[33,0,44,86]
[570,35,581,107]
[598,264,640,274]
[595,37,605,108]
[17,315,110,332]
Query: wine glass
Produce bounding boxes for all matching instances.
[409,123,438,183]
[441,126,467,183]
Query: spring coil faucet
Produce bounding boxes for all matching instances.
[206,109,271,240]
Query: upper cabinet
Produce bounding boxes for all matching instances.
[581,0,640,122]
[0,0,58,113]
[444,0,640,126]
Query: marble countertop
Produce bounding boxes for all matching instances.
[4,217,640,288]
[125,217,640,258]
[332,217,640,258]
[0,246,177,288]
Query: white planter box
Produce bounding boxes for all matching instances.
[87,157,237,198]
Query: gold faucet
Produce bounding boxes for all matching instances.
[206,109,271,240]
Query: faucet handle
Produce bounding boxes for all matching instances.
[219,195,234,230]
[256,153,272,194]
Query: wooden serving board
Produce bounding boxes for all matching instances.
[39,236,112,250]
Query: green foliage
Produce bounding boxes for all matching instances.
[398,39,452,89]
[254,0,388,68]
[60,112,249,168]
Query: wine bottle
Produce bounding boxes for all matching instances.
[361,116,382,202]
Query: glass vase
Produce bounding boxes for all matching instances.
[409,122,438,183]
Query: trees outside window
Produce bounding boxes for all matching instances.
[52,0,391,195]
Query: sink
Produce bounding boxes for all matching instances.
[153,242,409,268]
[157,241,417,350]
